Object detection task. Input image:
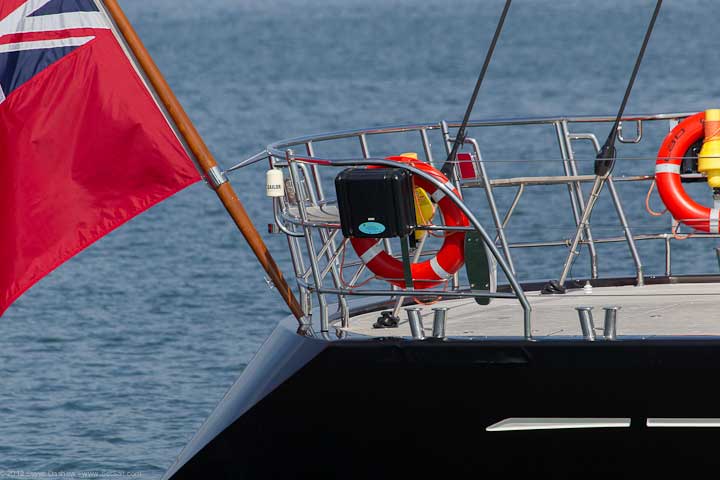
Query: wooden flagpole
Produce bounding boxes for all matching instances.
[102,0,304,320]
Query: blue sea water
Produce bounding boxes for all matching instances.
[2,0,720,477]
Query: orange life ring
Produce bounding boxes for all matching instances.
[656,112,717,233]
[350,156,468,289]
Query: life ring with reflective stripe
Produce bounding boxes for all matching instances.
[656,112,719,233]
[350,156,468,289]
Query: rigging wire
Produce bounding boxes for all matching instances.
[440,0,512,177]
[226,151,271,172]
[595,0,663,176]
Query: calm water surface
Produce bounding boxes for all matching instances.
[2,0,720,477]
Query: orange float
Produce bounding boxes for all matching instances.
[350,156,468,289]
[656,112,718,233]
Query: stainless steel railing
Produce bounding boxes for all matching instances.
[229,111,717,338]
[288,154,533,337]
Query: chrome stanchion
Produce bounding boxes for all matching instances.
[432,308,449,338]
[406,308,425,340]
[603,306,620,340]
[575,306,596,341]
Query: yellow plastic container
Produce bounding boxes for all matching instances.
[698,109,720,188]
[399,153,436,240]
[414,187,435,240]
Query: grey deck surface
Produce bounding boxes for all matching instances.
[342,283,720,338]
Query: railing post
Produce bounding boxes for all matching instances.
[287,149,329,332]
[305,143,350,323]
[556,121,598,278]
[270,154,312,320]
[467,138,515,274]
[566,128,644,287]
[559,176,605,286]
[420,128,435,166]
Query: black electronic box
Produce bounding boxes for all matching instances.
[335,167,417,239]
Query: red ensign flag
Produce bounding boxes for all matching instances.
[0,0,201,315]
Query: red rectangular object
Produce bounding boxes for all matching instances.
[0,2,201,315]
[457,152,478,180]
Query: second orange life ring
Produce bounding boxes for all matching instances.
[656,112,717,233]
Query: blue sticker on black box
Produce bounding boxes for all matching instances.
[359,222,386,235]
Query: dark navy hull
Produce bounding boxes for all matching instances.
[164,316,720,479]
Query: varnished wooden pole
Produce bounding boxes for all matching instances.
[102,0,304,320]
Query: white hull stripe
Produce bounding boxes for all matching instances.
[429,257,450,279]
[647,418,720,428]
[655,163,681,174]
[360,241,385,264]
[0,36,94,54]
[487,418,631,432]
[711,208,720,234]
[430,181,456,203]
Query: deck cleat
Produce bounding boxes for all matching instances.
[373,311,400,329]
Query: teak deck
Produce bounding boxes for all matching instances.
[342,282,720,338]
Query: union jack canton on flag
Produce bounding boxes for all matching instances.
[0,0,201,316]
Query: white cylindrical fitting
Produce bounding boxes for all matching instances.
[266,169,285,197]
